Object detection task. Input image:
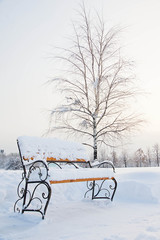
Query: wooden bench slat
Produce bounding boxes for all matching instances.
[47,157,86,162]
[50,177,114,184]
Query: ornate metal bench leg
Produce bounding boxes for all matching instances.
[84,178,117,201]
[14,173,26,214]
[42,182,52,219]
[21,180,28,214]
[22,181,52,219]
[14,178,52,219]
[110,177,117,201]
[84,181,94,198]
[92,181,95,200]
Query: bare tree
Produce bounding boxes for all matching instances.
[111,150,118,167]
[135,148,146,167]
[153,143,160,167]
[49,5,143,161]
[99,148,109,162]
[121,150,128,168]
[146,147,152,167]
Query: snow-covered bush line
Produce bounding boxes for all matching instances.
[0,153,21,170]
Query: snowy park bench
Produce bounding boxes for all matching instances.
[14,136,117,219]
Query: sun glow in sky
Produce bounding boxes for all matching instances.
[0,0,160,154]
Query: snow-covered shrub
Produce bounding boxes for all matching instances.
[0,153,21,170]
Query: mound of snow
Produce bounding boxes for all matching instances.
[116,167,160,203]
[1,167,160,240]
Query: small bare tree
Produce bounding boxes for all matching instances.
[49,5,143,161]
[121,150,128,168]
[135,148,146,167]
[153,143,160,167]
[111,150,118,167]
[146,147,152,167]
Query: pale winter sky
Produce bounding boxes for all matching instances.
[0,0,160,154]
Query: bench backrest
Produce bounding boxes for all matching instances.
[17,136,88,165]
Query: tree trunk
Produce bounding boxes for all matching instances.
[124,159,127,168]
[93,141,97,161]
[93,115,97,161]
[156,155,159,167]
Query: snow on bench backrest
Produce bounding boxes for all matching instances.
[17,136,88,165]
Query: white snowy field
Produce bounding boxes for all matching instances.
[1,167,160,240]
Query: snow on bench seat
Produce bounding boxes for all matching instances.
[17,136,88,163]
[17,136,115,184]
[49,168,114,184]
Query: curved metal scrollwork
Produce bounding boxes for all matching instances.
[48,161,62,169]
[27,160,49,181]
[14,172,26,213]
[48,161,79,169]
[91,161,115,173]
[84,181,94,198]
[22,181,51,219]
[14,160,51,219]
[64,162,79,168]
[84,178,117,201]
[93,180,111,199]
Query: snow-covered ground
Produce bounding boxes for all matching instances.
[1,167,160,240]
